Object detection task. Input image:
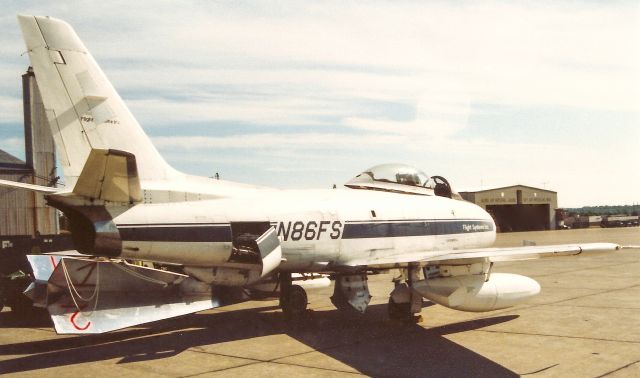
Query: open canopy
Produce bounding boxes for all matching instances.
[345,164,436,195]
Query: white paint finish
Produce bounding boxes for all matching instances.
[256,228,283,277]
[121,240,232,266]
[18,15,175,187]
[413,273,541,312]
[113,188,495,270]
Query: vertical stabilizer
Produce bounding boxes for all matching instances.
[17,15,175,189]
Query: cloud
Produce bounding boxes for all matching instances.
[0,137,25,160]
[128,94,353,127]
[10,1,634,121]
[0,95,23,123]
[0,1,638,206]
[152,133,406,151]
[0,137,24,149]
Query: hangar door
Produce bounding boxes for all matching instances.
[486,204,550,232]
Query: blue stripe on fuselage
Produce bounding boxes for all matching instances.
[118,224,232,242]
[116,219,493,242]
[342,219,494,239]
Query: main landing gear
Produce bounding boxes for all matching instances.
[278,270,423,322]
[388,266,423,323]
[388,296,412,320]
[279,273,308,317]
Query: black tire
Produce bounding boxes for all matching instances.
[330,293,352,311]
[281,284,307,317]
[0,281,6,313]
[9,295,33,319]
[388,297,411,321]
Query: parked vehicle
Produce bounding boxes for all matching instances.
[0,234,74,316]
[601,215,640,228]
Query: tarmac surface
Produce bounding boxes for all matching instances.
[1,227,639,377]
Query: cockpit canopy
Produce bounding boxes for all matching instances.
[345,163,458,198]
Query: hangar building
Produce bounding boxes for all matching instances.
[459,185,558,232]
[1,68,74,315]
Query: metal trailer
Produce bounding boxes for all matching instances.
[0,234,75,315]
[601,215,640,228]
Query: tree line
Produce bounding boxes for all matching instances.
[565,205,640,216]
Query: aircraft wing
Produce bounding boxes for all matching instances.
[0,178,59,193]
[340,242,624,269]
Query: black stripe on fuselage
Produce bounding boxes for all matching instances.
[118,224,232,242]
[342,219,494,239]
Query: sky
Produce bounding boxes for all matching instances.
[0,1,638,207]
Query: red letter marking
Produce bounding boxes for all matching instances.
[70,311,91,331]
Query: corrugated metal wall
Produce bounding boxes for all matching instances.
[0,172,35,235]
[0,68,58,237]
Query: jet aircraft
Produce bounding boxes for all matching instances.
[0,15,627,334]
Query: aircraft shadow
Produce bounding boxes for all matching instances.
[0,304,518,377]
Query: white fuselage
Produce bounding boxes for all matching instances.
[111,187,496,271]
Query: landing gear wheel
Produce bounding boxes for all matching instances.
[281,284,308,317]
[388,297,412,322]
[9,295,33,319]
[330,296,351,311]
[330,289,351,312]
[0,284,6,313]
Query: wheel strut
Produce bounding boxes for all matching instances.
[279,273,308,317]
[388,266,423,323]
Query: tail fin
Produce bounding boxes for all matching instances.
[17,15,175,188]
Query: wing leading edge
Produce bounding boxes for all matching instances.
[341,242,624,270]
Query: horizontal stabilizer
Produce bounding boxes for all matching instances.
[27,256,219,334]
[0,178,59,193]
[27,254,63,281]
